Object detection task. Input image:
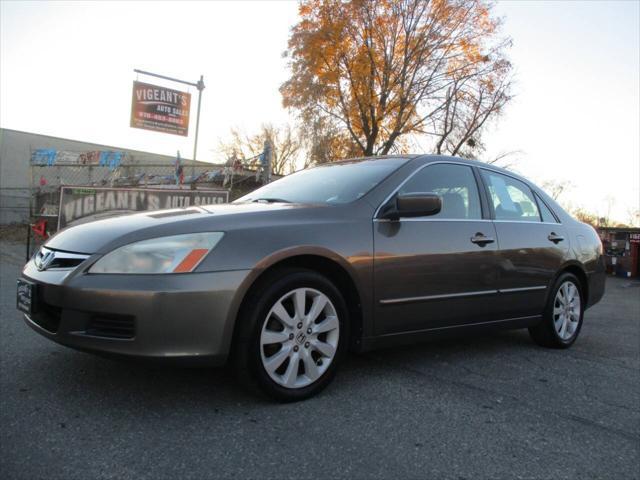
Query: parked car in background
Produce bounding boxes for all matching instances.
[17,155,605,401]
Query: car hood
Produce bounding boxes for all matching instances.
[45,202,314,254]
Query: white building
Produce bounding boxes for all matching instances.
[0,128,215,224]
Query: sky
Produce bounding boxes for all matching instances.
[1,0,638,223]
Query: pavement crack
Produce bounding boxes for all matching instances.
[455,363,493,380]
[370,354,640,443]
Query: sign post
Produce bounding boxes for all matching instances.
[132,69,205,165]
[192,75,205,176]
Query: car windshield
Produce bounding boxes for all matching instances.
[235,157,408,205]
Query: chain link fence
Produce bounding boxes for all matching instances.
[22,148,270,258]
[30,149,268,221]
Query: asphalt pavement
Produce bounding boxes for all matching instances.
[1,239,638,479]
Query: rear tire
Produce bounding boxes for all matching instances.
[233,268,349,402]
[529,273,584,349]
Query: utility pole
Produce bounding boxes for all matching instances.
[262,139,272,184]
[192,75,205,176]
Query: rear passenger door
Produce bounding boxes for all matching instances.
[480,169,569,318]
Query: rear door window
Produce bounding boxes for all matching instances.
[481,170,541,222]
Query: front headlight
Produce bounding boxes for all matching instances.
[89,232,224,274]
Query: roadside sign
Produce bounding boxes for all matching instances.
[130,81,191,136]
[58,186,228,229]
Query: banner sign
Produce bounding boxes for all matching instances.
[58,186,228,229]
[130,81,191,136]
[630,233,640,244]
[31,149,124,169]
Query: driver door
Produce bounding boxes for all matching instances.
[373,163,501,335]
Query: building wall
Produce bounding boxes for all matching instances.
[0,128,210,225]
[0,129,31,224]
[598,227,640,278]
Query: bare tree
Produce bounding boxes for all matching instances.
[429,65,512,157]
[218,124,302,175]
[571,207,599,228]
[541,179,574,201]
[298,113,364,166]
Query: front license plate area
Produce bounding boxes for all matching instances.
[17,279,36,315]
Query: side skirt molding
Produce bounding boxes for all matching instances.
[359,315,542,352]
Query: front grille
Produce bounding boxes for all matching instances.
[34,247,90,271]
[85,315,135,339]
[30,302,62,333]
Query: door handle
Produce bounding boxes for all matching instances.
[548,232,565,244]
[470,233,495,246]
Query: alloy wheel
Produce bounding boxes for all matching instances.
[553,281,581,340]
[259,288,339,389]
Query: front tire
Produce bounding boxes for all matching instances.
[529,273,584,349]
[233,268,349,402]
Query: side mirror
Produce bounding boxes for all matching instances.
[380,192,442,221]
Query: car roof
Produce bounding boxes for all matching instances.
[410,154,534,183]
[334,154,502,168]
[330,154,421,164]
[334,154,518,179]
[326,153,549,192]
[340,153,557,201]
[416,154,502,169]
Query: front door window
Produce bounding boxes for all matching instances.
[398,163,482,220]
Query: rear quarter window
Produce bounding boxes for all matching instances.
[535,192,559,223]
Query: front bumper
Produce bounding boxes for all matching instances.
[20,260,251,365]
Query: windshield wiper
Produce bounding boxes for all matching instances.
[250,198,291,203]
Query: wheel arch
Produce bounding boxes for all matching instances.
[227,248,366,356]
[553,262,589,305]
